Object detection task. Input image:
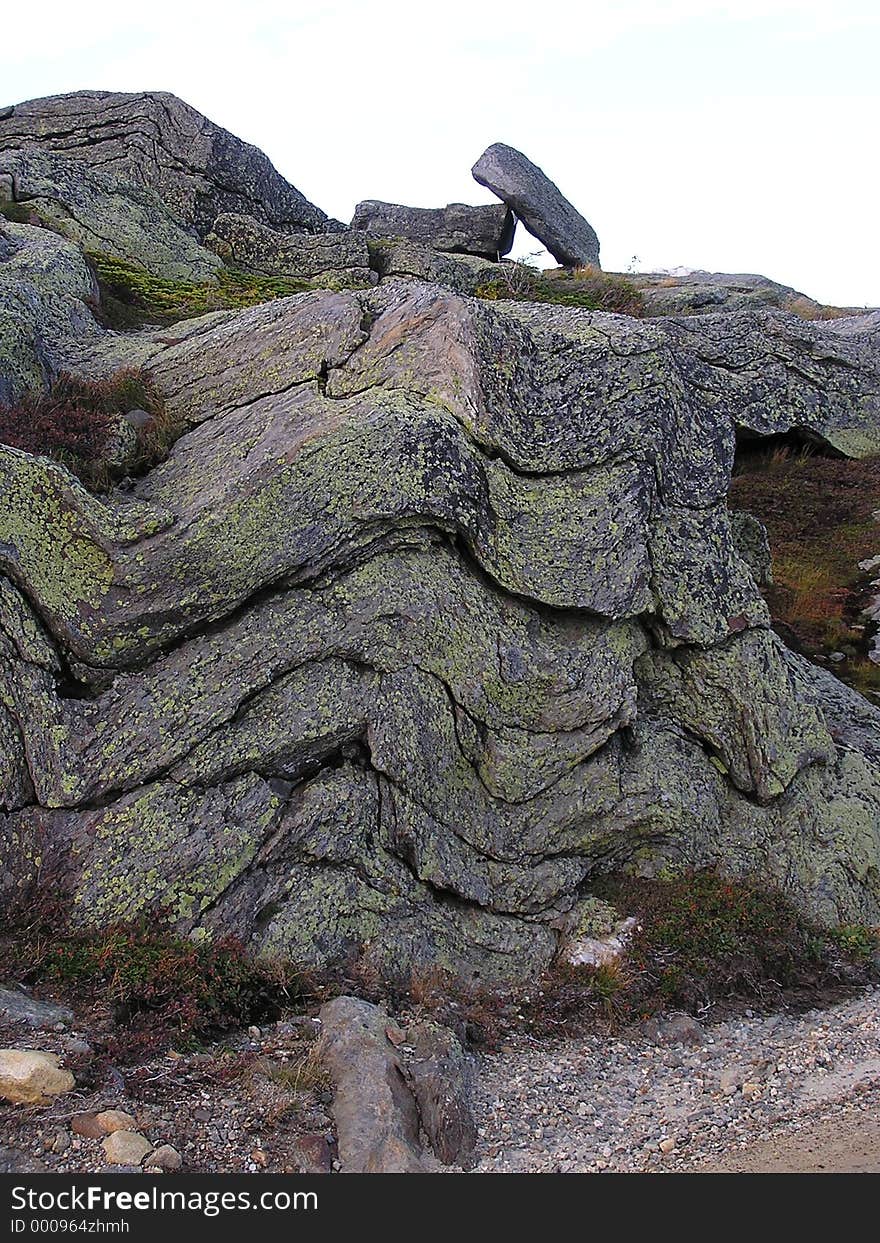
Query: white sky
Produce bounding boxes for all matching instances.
[3,1,879,305]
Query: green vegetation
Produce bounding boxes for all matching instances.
[378,871,877,1046]
[0,367,175,491]
[730,444,880,700]
[476,262,645,316]
[0,910,298,1062]
[89,252,318,329]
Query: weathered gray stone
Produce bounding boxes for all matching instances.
[0,986,73,1029]
[2,274,880,980]
[631,270,838,318]
[406,1020,477,1167]
[0,149,221,283]
[366,236,501,295]
[731,510,773,585]
[351,200,514,260]
[206,214,373,287]
[472,142,599,267]
[0,91,338,240]
[319,996,426,1173]
[0,220,101,402]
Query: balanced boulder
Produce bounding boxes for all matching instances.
[472,142,599,268]
[351,199,514,260]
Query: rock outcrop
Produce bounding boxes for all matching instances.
[0,149,222,283]
[0,91,338,239]
[206,213,373,287]
[0,220,101,402]
[2,98,880,988]
[2,278,880,981]
[351,200,514,260]
[472,142,600,268]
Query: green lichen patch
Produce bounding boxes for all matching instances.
[88,252,318,330]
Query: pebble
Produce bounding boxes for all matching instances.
[472,987,880,1172]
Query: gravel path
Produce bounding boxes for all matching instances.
[471,986,880,1172]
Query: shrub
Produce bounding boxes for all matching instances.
[476,262,645,316]
[0,908,298,1062]
[0,367,174,491]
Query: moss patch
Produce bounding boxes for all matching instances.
[88,252,318,330]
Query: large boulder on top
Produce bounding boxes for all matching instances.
[350,200,514,260]
[0,91,339,240]
[472,142,600,268]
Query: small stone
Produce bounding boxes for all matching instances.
[72,1113,105,1140]
[0,1049,75,1104]
[659,1137,676,1154]
[742,1081,761,1099]
[144,1144,182,1171]
[102,1131,154,1166]
[96,1109,137,1134]
[251,1148,268,1167]
[51,1130,70,1154]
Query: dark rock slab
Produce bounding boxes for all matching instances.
[351,199,514,259]
[472,142,599,267]
[406,1020,477,1167]
[0,91,339,239]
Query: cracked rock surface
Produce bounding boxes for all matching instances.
[0,91,339,239]
[2,270,880,981]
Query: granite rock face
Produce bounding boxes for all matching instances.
[0,149,222,283]
[0,220,101,402]
[472,142,600,268]
[206,213,373,287]
[2,278,880,982]
[351,200,514,260]
[0,91,338,239]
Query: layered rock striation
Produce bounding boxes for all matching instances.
[1,98,880,985]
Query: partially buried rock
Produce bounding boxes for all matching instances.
[102,1130,153,1166]
[0,1049,75,1105]
[351,200,514,260]
[144,1144,182,1171]
[318,996,427,1173]
[472,142,600,268]
[96,1109,138,1134]
[405,1020,478,1168]
[642,1012,707,1048]
[0,986,73,1030]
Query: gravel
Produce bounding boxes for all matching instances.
[471,986,880,1172]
